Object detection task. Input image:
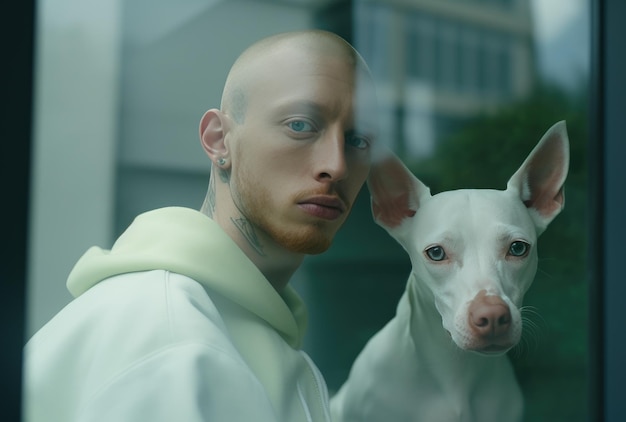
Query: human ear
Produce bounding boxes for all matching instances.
[199,109,231,168]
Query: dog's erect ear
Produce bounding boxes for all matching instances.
[367,149,430,229]
[507,120,570,234]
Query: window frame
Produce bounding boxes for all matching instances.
[589,0,626,420]
[7,0,626,420]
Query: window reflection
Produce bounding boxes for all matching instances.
[308,1,590,421]
[354,0,537,157]
[28,0,590,420]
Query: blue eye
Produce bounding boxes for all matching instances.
[288,120,314,133]
[346,133,371,150]
[425,246,447,262]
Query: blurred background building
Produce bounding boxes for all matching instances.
[353,0,536,157]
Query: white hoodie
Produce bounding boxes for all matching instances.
[23,207,331,422]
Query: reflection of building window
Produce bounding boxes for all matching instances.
[406,14,514,99]
[355,0,533,158]
[481,36,513,98]
[407,15,436,83]
[437,20,457,93]
[355,3,392,80]
[496,39,512,96]
[459,26,479,94]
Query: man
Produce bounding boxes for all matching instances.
[23,30,378,421]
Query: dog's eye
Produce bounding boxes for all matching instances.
[508,241,530,257]
[425,246,447,261]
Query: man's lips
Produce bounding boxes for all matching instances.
[297,196,347,221]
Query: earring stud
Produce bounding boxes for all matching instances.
[217,157,226,166]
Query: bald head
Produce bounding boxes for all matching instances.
[199,29,377,272]
[221,30,372,124]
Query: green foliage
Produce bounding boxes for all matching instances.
[410,85,588,195]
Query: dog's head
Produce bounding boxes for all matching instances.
[367,121,570,355]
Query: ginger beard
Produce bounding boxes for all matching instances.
[228,148,351,255]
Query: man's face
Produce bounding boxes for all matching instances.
[226,47,376,255]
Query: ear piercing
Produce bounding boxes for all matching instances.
[217,157,226,166]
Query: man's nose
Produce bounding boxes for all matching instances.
[314,130,348,182]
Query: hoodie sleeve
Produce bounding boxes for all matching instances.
[73,341,277,422]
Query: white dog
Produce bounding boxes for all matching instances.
[330,121,570,421]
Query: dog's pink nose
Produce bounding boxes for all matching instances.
[468,292,511,339]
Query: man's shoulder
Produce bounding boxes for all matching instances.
[29,270,234,352]
[22,271,271,422]
[81,270,230,338]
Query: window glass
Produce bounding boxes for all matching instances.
[29,0,590,420]
[305,1,590,420]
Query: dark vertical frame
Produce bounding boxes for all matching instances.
[588,0,604,419]
[590,0,626,420]
[1,0,36,420]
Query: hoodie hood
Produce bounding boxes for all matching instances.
[66,207,307,348]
